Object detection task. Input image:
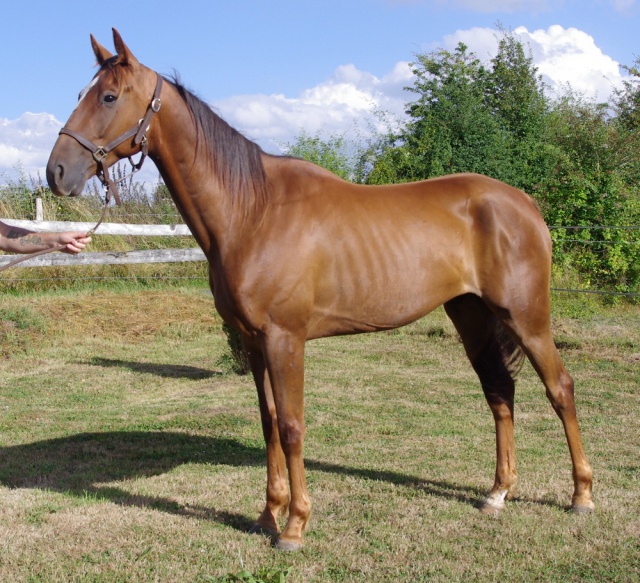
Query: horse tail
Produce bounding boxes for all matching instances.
[444,294,524,387]
[493,319,525,379]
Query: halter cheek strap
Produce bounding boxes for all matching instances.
[59,74,163,206]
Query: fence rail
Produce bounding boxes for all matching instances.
[0,219,192,236]
[0,218,201,269]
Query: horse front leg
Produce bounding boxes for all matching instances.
[244,340,290,538]
[262,329,310,551]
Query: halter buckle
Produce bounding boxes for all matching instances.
[151,98,162,113]
[93,147,108,162]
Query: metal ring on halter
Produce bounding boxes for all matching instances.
[92,147,108,163]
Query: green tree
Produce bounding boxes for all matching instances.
[403,42,504,179]
[367,32,549,188]
[286,130,355,181]
[612,57,640,195]
[614,57,640,132]
[486,30,549,192]
[542,91,640,291]
[286,125,395,184]
[487,31,547,139]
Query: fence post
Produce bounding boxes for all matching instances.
[35,198,43,221]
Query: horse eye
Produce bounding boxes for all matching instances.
[103,94,117,104]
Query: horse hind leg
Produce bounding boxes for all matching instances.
[514,327,594,514]
[444,294,522,516]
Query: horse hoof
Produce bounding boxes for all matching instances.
[480,488,510,516]
[480,501,503,517]
[572,503,595,515]
[275,537,304,552]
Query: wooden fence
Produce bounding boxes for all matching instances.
[0,219,205,269]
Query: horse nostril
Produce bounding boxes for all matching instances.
[46,161,64,192]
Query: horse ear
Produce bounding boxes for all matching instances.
[112,28,139,66]
[90,34,113,66]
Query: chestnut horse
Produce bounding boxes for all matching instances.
[46,29,594,550]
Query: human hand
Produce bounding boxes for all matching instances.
[57,232,92,254]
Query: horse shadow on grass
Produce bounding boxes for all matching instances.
[86,357,219,380]
[0,430,566,533]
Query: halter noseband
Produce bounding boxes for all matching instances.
[59,73,163,206]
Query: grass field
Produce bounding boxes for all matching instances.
[0,286,638,581]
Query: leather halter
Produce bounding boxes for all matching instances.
[59,73,163,206]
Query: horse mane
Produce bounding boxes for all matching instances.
[167,75,270,217]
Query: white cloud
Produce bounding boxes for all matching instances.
[214,61,413,153]
[0,63,414,185]
[611,0,635,12]
[0,113,62,183]
[516,25,624,100]
[442,27,502,60]
[443,24,626,102]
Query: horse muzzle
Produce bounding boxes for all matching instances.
[46,140,95,197]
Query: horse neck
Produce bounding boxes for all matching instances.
[147,85,240,259]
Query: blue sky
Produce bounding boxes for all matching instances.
[1,0,638,183]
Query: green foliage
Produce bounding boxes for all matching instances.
[614,56,640,133]
[486,30,549,191]
[286,130,355,181]
[402,42,504,180]
[541,92,640,292]
[285,110,402,184]
[204,566,292,583]
[488,31,547,140]
[369,30,549,192]
[0,166,44,219]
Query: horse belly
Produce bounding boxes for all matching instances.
[308,225,471,337]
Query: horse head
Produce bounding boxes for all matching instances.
[47,29,161,198]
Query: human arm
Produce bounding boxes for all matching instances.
[0,221,91,254]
